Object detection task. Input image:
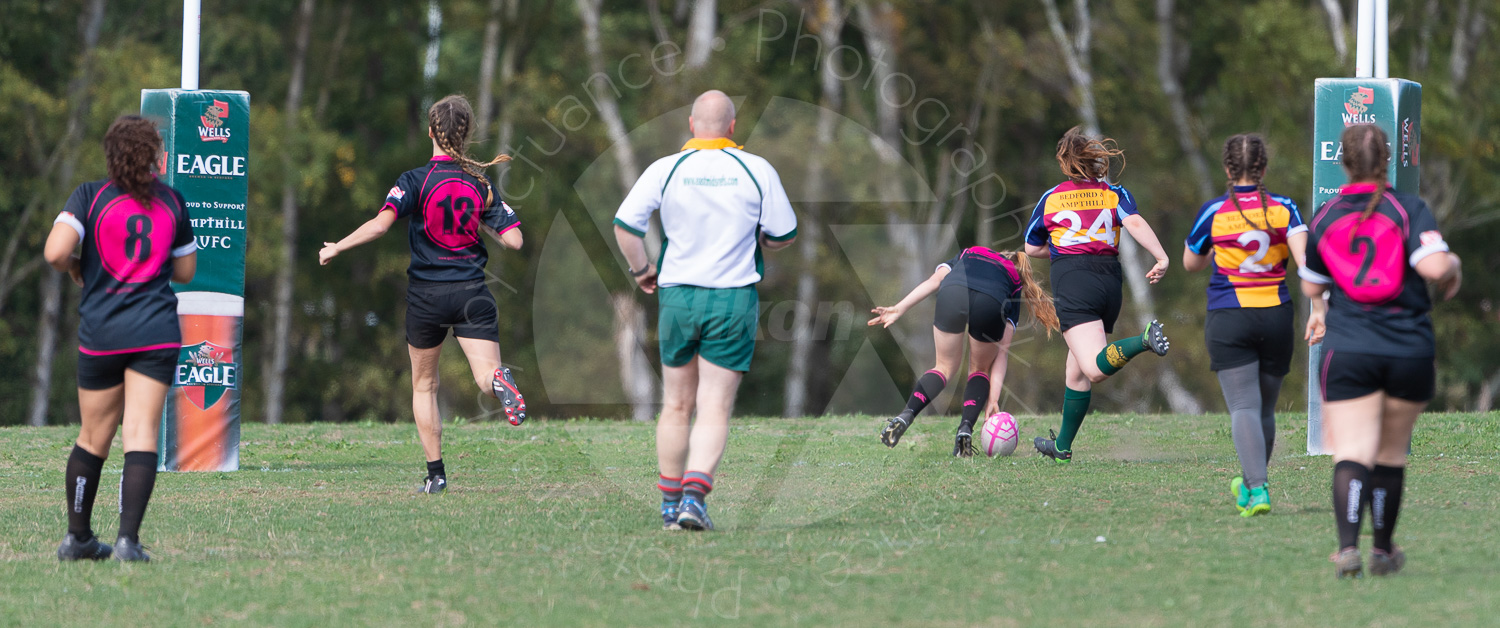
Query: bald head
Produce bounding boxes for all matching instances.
[689,90,736,139]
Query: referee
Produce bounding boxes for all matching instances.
[614,90,798,531]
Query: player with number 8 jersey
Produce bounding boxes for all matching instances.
[45,115,199,562]
[1025,127,1173,464]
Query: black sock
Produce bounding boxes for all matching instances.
[1370,465,1405,552]
[427,458,446,478]
[118,451,158,544]
[903,370,948,416]
[958,373,989,433]
[65,445,105,540]
[1332,460,1371,550]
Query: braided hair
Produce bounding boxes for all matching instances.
[428,95,510,204]
[1339,124,1391,221]
[1055,126,1126,183]
[1222,133,1271,230]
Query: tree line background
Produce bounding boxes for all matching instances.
[2,0,1497,427]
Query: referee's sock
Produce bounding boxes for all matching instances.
[658,474,683,503]
[426,458,446,479]
[64,445,105,540]
[903,370,948,416]
[1095,334,1149,377]
[1055,387,1092,452]
[682,472,713,502]
[117,451,158,544]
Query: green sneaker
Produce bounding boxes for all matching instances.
[1230,477,1248,513]
[1242,484,1271,517]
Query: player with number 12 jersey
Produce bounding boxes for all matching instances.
[319,95,526,495]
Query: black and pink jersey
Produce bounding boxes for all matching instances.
[54,180,196,355]
[380,156,520,283]
[1301,183,1448,358]
[936,247,1022,303]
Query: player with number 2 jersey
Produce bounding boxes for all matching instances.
[1302,125,1462,579]
[1183,133,1308,519]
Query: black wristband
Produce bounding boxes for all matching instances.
[628,265,650,277]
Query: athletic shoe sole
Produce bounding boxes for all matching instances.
[953,432,977,458]
[1144,320,1170,356]
[493,367,528,426]
[880,415,911,448]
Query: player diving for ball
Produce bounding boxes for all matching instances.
[614,90,798,531]
[1027,127,1173,464]
[320,95,526,495]
[870,247,1058,457]
[45,116,199,562]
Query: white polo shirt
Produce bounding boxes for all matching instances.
[614,138,798,289]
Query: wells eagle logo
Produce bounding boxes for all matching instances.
[1342,87,1376,126]
[176,341,238,410]
[198,100,231,143]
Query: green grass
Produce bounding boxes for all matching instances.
[2,412,1498,627]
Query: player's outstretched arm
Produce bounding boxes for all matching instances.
[1122,214,1169,283]
[867,266,950,328]
[320,211,397,265]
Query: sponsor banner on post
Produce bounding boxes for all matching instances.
[142,89,249,471]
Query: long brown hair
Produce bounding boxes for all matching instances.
[104,115,163,204]
[1340,124,1390,221]
[1222,133,1271,230]
[1003,251,1060,338]
[428,95,511,202]
[1055,125,1125,182]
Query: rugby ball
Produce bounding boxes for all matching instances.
[981,412,1019,457]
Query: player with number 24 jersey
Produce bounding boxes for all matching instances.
[1026,179,1139,258]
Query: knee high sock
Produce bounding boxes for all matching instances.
[1370,465,1405,552]
[118,451,158,544]
[65,445,105,540]
[1258,371,1284,465]
[1055,388,1092,452]
[1333,460,1372,550]
[1218,363,1269,488]
[1095,330,1150,377]
[903,370,948,416]
[958,373,989,432]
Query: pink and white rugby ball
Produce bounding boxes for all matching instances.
[981,412,1019,457]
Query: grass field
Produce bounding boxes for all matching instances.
[2,411,1498,627]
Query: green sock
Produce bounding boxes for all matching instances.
[1096,330,1149,377]
[1056,387,1092,452]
